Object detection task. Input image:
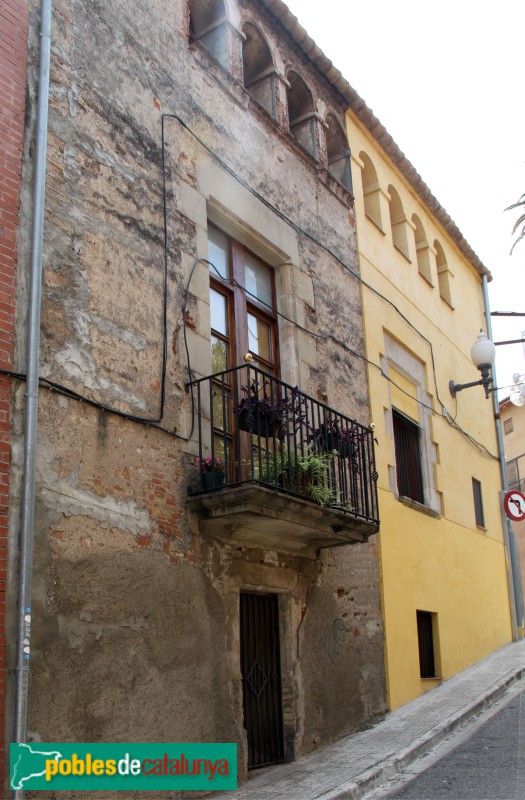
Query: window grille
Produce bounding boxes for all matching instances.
[507,458,520,491]
[392,409,424,504]
[504,417,513,435]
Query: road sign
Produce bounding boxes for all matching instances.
[503,490,525,522]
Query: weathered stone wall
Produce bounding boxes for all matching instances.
[8,0,386,792]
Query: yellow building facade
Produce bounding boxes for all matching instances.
[346,109,514,710]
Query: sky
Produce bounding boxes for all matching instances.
[282,0,525,398]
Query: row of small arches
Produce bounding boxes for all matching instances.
[189,0,352,192]
[361,152,452,305]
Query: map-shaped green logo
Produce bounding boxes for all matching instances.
[11,743,63,790]
[10,742,237,790]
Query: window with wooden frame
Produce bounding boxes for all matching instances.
[392,408,425,504]
[208,224,279,373]
[207,224,280,469]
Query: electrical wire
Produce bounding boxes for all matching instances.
[0,368,186,439]
[4,114,174,433]
[192,256,499,459]
[162,112,448,405]
[163,111,501,461]
[4,112,497,458]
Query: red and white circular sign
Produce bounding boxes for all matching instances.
[503,490,525,522]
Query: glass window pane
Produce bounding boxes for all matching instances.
[211,335,228,373]
[208,227,229,280]
[248,313,272,363]
[212,389,231,432]
[210,288,227,335]
[245,253,273,307]
[213,435,230,475]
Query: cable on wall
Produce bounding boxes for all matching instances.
[164,112,501,458]
[11,112,497,457]
[183,257,498,459]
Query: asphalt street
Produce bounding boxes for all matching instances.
[372,684,524,800]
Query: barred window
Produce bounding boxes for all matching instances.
[504,417,513,435]
[506,458,520,491]
[392,409,424,504]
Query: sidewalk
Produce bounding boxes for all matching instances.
[221,639,525,800]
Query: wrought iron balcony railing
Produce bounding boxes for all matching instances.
[189,364,379,526]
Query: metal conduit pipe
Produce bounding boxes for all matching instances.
[482,275,524,640]
[13,1,52,796]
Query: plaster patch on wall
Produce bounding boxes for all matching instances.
[92,144,136,182]
[366,620,380,639]
[90,316,148,351]
[63,143,83,181]
[57,614,149,652]
[37,462,150,536]
[52,341,148,411]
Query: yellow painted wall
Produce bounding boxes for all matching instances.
[347,109,513,710]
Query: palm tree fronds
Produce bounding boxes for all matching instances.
[506,193,525,254]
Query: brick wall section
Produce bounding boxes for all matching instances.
[0,0,29,785]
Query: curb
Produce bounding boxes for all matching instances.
[315,663,525,800]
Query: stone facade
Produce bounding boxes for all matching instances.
[6,0,386,793]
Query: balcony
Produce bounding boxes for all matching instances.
[187,365,379,554]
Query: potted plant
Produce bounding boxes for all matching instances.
[194,455,225,490]
[237,390,283,437]
[260,447,338,507]
[311,420,360,459]
[236,383,305,439]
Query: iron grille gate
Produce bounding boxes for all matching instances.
[240,592,284,769]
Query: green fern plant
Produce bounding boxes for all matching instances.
[260,447,338,506]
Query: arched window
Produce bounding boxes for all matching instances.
[360,152,382,229]
[388,185,410,258]
[325,113,352,193]
[189,0,228,66]
[434,240,452,305]
[242,23,275,117]
[412,214,432,284]
[286,71,316,157]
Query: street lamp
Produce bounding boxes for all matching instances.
[510,373,525,407]
[449,331,496,400]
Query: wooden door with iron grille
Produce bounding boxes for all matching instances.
[240,592,284,769]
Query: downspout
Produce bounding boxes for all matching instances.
[482,275,524,640]
[13,0,52,788]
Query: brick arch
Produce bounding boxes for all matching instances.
[286,70,315,122]
[242,22,274,84]
[325,112,352,192]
